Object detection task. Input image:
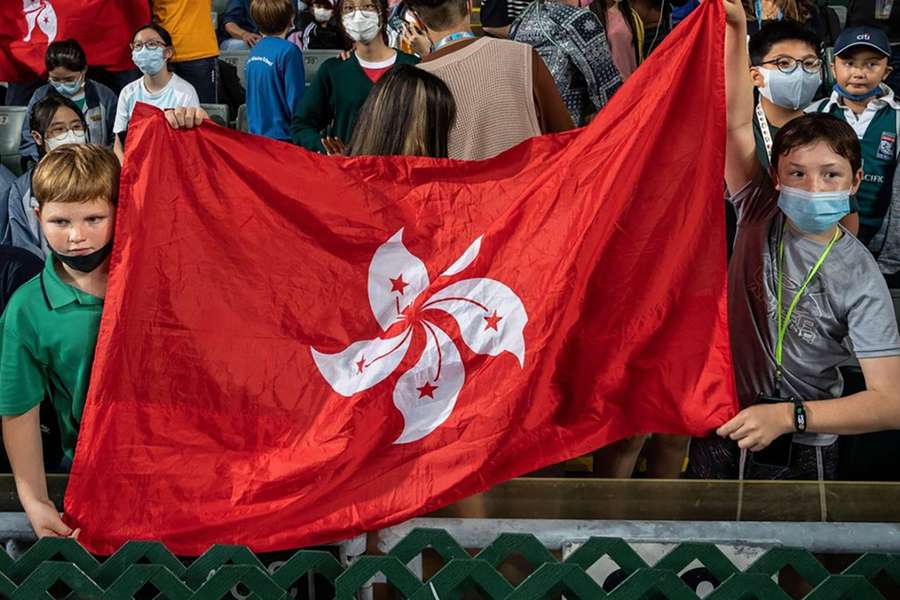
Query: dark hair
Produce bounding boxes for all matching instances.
[348,65,456,157]
[335,0,390,45]
[771,113,861,174]
[29,95,88,156]
[589,0,640,65]
[45,39,87,73]
[251,0,295,35]
[132,23,174,48]
[748,20,822,65]
[404,0,467,31]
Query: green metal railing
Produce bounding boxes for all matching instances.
[0,528,898,599]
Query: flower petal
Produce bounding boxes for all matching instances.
[393,321,464,444]
[440,236,482,277]
[368,229,430,331]
[423,278,527,366]
[311,328,413,397]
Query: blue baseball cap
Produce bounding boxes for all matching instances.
[834,26,891,57]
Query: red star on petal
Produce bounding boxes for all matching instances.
[390,275,409,294]
[417,382,438,398]
[355,356,366,374]
[483,311,503,331]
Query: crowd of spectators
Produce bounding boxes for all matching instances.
[0,0,899,538]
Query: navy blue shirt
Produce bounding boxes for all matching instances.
[247,36,306,140]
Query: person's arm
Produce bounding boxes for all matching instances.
[284,46,306,122]
[113,135,125,162]
[718,355,900,451]
[531,50,575,133]
[723,0,758,195]
[3,409,76,538]
[222,0,262,45]
[290,63,332,153]
[481,25,510,38]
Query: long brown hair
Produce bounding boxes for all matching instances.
[348,65,456,158]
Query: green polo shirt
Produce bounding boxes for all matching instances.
[0,255,103,460]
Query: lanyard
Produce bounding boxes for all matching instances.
[433,31,476,51]
[756,101,774,162]
[774,222,840,393]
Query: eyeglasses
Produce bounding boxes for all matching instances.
[46,123,86,138]
[131,40,166,51]
[759,56,822,74]
[340,3,378,14]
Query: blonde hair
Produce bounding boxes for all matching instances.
[250,0,295,35]
[32,144,120,209]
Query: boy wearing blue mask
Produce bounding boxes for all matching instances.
[19,40,118,164]
[688,0,900,481]
[747,21,859,235]
[113,24,200,160]
[806,26,899,254]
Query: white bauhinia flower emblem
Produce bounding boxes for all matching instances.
[312,229,528,444]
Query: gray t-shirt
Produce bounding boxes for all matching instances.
[730,174,900,446]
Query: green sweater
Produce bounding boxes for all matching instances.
[291,51,419,153]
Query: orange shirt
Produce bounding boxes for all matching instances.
[153,0,219,62]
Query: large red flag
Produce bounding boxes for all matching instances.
[0,0,150,82]
[65,1,734,555]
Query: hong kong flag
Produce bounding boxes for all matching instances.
[65,1,734,554]
[0,0,149,82]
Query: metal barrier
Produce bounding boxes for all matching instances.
[5,476,900,597]
[0,529,897,598]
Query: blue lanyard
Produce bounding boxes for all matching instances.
[755,0,783,21]
[433,31,476,51]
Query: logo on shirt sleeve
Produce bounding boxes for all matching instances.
[877,132,897,161]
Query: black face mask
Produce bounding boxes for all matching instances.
[53,240,114,273]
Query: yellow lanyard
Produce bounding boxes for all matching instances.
[774,222,840,393]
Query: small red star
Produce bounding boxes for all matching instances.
[483,311,502,331]
[355,356,366,374]
[416,382,438,398]
[390,275,409,294]
[42,15,49,24]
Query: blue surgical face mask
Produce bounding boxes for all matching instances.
[132,46,166,76]
[833,82,882,102]
[50,76,83,98]
[758,67,822,110]
[777,185,851,234]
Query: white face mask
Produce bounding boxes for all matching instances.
[45,130,87,151]
[342,10,380,43]
[313,7,333,22]
[757,66,822,111]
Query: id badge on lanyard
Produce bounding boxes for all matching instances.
[875,0,894,19]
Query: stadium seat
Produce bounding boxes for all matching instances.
[828,5,847,28]
[236,104,248,133]
[0,106,27,176]
[212,0,229,14]
[220,50,250,88]
[211,11,218,29]
[304,50,342,87]
[201,104,229,127]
